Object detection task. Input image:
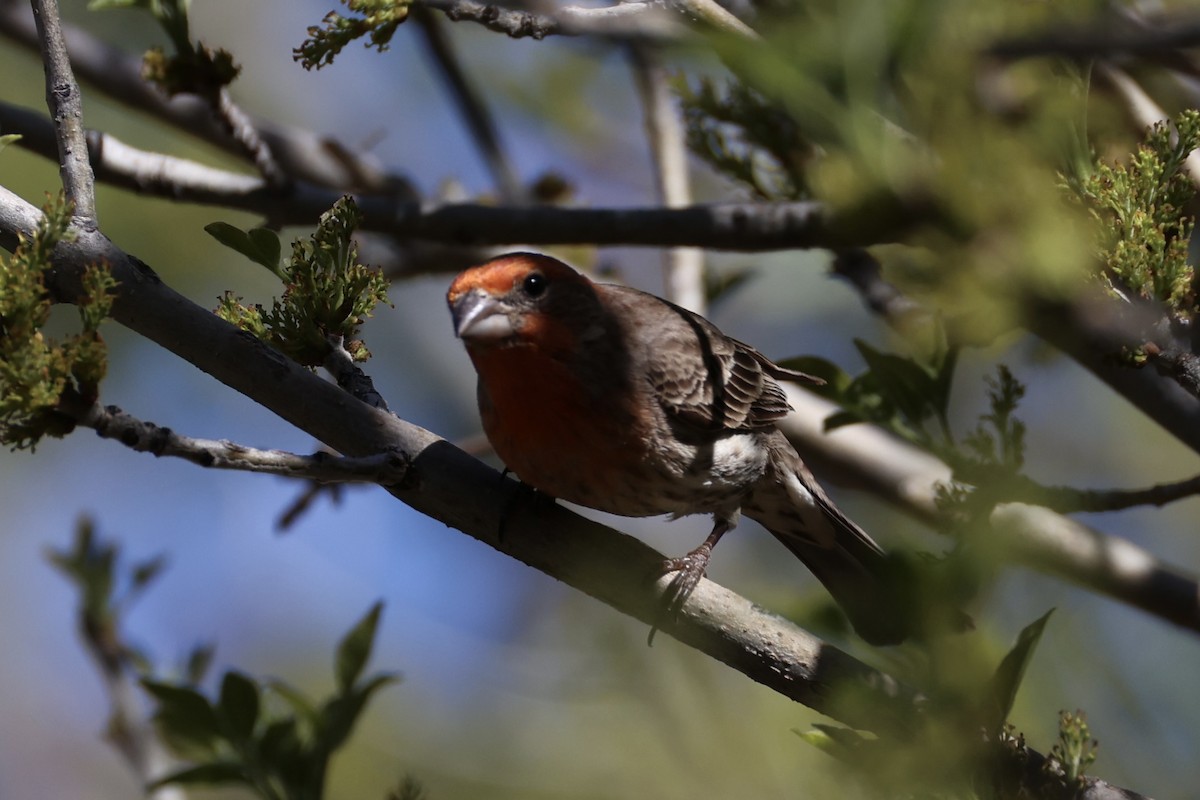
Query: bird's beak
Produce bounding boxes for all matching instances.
[450,290,515,342]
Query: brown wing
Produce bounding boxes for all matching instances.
[599,285,822,433]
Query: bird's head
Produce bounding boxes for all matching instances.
[447,253,605,356]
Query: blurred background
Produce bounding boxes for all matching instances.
[2,1,1199,798]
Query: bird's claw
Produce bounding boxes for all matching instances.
[647,544,714,646]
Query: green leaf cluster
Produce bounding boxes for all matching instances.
[145,602,401,800]
[295,0,410,71]
[1078,110,1199,321]
[788,341,1029,517]
[1,196,114,450]
[212,196,389,366]
[784,338,958,449]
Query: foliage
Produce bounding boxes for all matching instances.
[213,196,390,366]
[144,601,400,800]
[295,0,411,71]
[52,521,406,800]
[90,0,240,96]
[1076,110,1200,322]
[677,77,811,200]
[0,195,114,450]
[47,518,167,674]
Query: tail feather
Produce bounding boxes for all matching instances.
[765,521,910,646]
[745,442,964,645]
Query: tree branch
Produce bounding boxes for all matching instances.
[0,0,408,194]
[630,44,706,312]
[413,5,523,202]
[29,0,96,226]
[418,0,687,41]
[986,12,1200,62]
[74,402,409,484]
[0,183,1151,800]
[777,385,1200,635]
[0,109,870,250]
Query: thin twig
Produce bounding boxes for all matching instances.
[211,87,289,189]
[413,5,523,203]
[77,402,409,485]
[0,1,407,193]
[629,45,706,313]
[830,248,924,325]
[29,0,96,226]
[0,100,265,197]
[419,0,687,40]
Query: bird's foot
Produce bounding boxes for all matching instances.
[648,522,730,645]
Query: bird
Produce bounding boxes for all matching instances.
[447,252,914,644]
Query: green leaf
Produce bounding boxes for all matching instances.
[248,227,283,271]
[184,642,216,685]
[318,672,399,753]
[142,679,222,753]
[205,222,283,276]
[987,609,1055,729]
[854,339,938,426]
[218,670,260,740]
[335,601,384,692]
[147,761,249,790]
[0,133,21,153]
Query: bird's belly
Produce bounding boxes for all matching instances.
[488,410,768,519]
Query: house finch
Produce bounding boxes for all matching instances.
[448,252,911,644]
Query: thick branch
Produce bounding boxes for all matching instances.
[987,13,1200,62]
[0,184,916,724]
[0,184,1154,800]
[1029,294,1200,457]
[0,185,1156,800]
[29,0,96,226]
[778,386,1200,635]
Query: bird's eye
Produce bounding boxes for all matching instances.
[522,272,548,298]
